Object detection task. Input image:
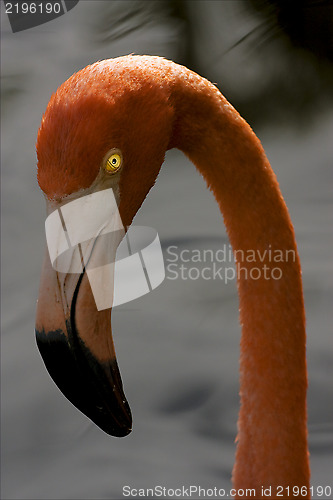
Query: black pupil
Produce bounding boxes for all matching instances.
[112,158,117,165]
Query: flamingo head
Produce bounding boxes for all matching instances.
[36,56,177,436]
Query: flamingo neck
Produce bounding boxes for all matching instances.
[170,75,309,498]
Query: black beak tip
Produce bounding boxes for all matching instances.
[101,416,132,437]
[35,328,132,438]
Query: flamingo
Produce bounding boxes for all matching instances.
[35,55,310,499]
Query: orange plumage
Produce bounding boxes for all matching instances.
[36,55,310,498]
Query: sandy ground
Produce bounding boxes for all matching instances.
[1,2,332,499]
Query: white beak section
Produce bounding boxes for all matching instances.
[45,189,165,310]
[45,188,124,274]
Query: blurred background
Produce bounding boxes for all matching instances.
[1,1,332,498]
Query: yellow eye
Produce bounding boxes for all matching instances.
[104,149,123,174]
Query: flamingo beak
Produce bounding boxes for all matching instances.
[35,188,132,436]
